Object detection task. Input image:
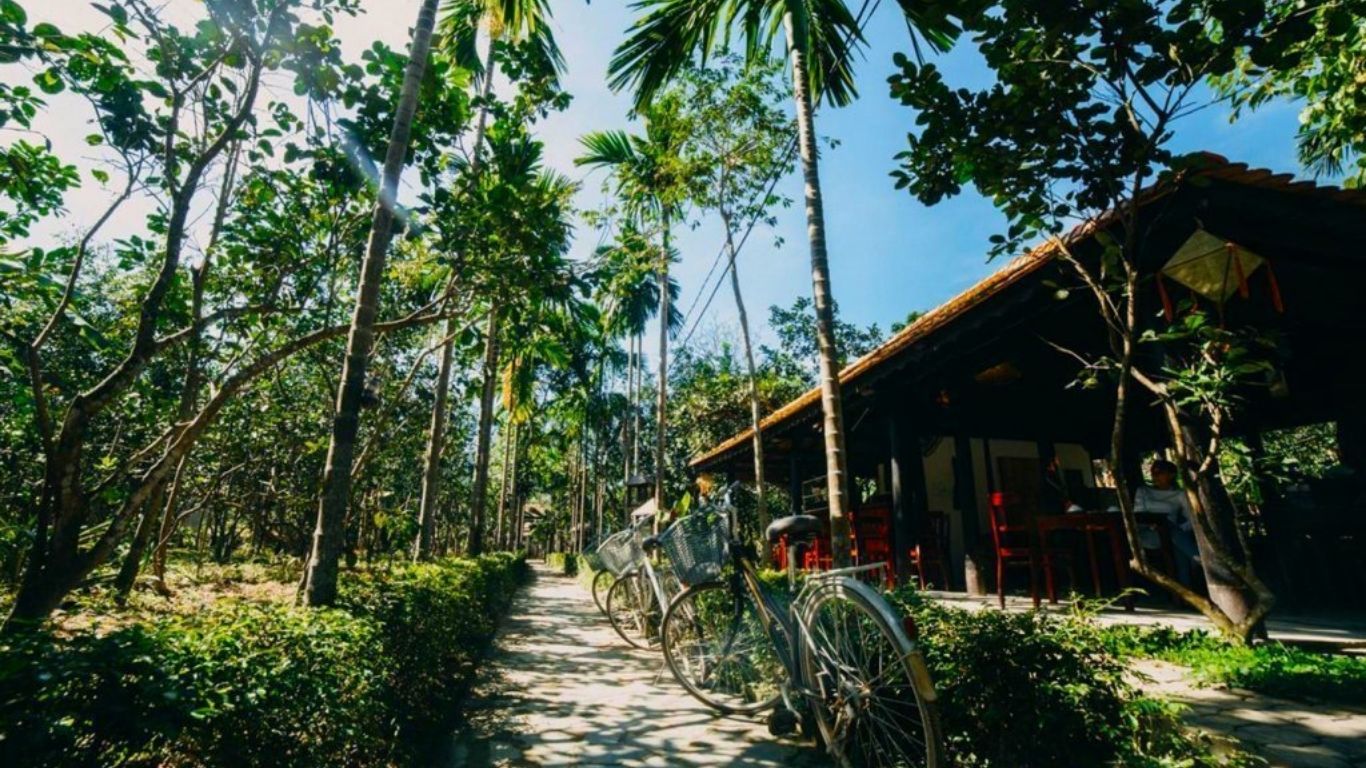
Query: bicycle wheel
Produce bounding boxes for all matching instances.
[799,580,943,768]
[606,571,659,649]
[661,580,784,714]
[592,568,613,616]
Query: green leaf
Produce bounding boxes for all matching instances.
[84,133,103,146]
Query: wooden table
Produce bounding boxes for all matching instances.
[1033,512,1171,611]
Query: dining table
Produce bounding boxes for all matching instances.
[1032,511,1175,611]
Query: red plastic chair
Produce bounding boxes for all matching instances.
[988,492,1074,608]
[910,510,952,589]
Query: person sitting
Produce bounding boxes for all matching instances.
[1133,459,1199,586]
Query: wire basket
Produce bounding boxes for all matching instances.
[659,511,729,585]
[596,530,643,577]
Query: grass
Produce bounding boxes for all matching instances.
[1101,624,1366,705]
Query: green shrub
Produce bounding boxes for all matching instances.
[339,553,527,738]
[1102,624,1366,705]
[0,552,529,767]
[886,587,1239,767]
[546,551,578,576]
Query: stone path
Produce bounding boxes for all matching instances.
[1135,660,1366,768]
[448,563,828,767]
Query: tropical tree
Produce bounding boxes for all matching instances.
[304,0,443,606]
[671,58,794,544]
[888,0,1277,642]
[577,99,694,527]
[593,229,682,514]
[412,0,565,560]
[609,0,958,564]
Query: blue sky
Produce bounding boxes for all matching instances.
[29,1,1316,352]
[537,1,1312,350]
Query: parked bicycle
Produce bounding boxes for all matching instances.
[591,530,632,616]
[602,511,679,649]
[660,487,944,768]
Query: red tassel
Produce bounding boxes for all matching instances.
[1266,260,1285,313]
[1229,244,1250,299]
[1157,273,1175,322]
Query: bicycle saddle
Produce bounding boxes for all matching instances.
[641,535,663,552]
[765,514,823,543]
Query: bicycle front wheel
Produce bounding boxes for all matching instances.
[606,571,659,649]
[799,580,943,768]
[592,568,613,616]
[661,580,784,714]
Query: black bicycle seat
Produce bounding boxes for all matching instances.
[765,514,823,543]
[641,535,662,552]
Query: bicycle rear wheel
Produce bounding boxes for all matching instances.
[661,580,784,714]
[606,571,659,649]
[592,568,613,616]
[799,580,943,768]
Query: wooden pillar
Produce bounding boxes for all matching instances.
[788,453,802,516]
[888,410,928,584]
[954,432,988,595]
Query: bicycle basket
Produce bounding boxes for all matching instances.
[596,530,643,576]
[658,511,729,585]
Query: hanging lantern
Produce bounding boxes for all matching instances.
[1156,229,1285,321]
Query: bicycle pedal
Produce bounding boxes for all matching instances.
[767,708,798,737]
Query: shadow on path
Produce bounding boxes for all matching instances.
[447,563,828,767]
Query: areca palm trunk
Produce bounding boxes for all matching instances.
[304,0,441,606]
[654,220,671,532]
[466,306,503,555]
[783,13,852,567]
[721,211,768,549]
[416,35,498,560]
[495,418,515,549]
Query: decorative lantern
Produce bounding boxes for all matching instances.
[1157,229,1284,321]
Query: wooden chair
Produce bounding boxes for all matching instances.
[910,510,952,590]
[852,503,894,587]
[988,492,1074,608]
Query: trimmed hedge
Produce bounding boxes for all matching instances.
[0,552,528,767]
[545,551,578,576]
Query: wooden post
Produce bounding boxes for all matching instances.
[888,411,927,584]
[954,432,988,595]
[788,453,802,516]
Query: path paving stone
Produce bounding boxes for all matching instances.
[448,563,829,767]
[1134,659,1366,768]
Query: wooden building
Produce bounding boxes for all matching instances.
[689,155,1366,609]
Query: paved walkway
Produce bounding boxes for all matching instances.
[448,563,828,767]
[1135,660,1366,768]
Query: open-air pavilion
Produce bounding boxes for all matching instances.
[690,155,1366,622]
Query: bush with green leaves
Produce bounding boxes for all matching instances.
[0,553,528,767]
[545,551,578,576]
[887,587,1243,767]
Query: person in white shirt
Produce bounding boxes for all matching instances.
[1133,459,1200,585]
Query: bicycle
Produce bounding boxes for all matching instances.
[603,511,679,649]
[592,530,633,616]
[659,489,943,768]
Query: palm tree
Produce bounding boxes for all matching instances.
[577,106,691,529]
[608,0,956,565]
[462,135,578,554]
[304,0,442,606]
[594,232,682,516]
[414,0,564,559]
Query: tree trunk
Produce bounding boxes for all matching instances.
[495,418,515,550]
[466,308,502,555]
[112,484,165,603]
[721,210,769,550]
[783,13,852,566]
[304,0,439,607]
[415,33,496,560]
[654,221,671,532]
